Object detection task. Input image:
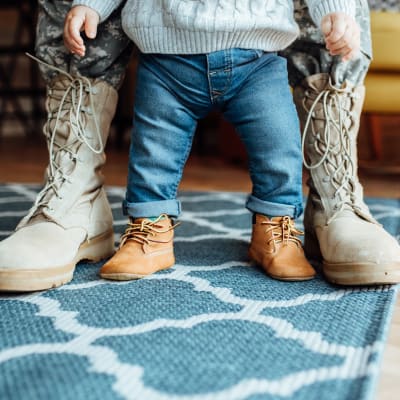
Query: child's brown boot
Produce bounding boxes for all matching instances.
[248,214,316,281]
[100,214,177,280]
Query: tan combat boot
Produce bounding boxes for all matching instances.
[0,72,118,291]
[100,214,177,280]
[294,73,400,285]
[248,214,316,281]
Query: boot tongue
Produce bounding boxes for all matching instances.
[270,216,286,223]
[36,81,91,211]
[133,215,170,229]
[306,78,356,188]
[34,138,79,214]
[53,134,79,176]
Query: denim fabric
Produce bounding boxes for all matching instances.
[124,49,303,219]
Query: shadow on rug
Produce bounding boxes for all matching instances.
[0,184,399,400]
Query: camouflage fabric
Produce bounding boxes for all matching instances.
[35,0,379,88]
[282,0,372,87]
[35,0,134,89]
[369,0,400,11]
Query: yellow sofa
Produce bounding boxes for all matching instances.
[363,11,400,161]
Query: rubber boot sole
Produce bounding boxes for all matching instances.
[0,229,115,292]
[323,261,400,285]
[100,263,174,281]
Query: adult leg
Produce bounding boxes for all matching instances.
[281,0,400,285]
[0,0,134,291]
[221,49,315,281]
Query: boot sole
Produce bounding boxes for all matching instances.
[323,261,400,285]
[100,263,174,281]
[100,250,175,281]
[268,273,315,282]
[0,229,115,292]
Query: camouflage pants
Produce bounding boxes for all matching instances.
[35,0,134,89]
[35,0,371,89]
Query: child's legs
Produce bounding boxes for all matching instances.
[36,0,133,89]
[223,53,303,218]
[124,53,211,218]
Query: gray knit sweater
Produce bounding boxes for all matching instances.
[71,0,356,54]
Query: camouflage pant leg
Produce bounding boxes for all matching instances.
[368,0,400,11]
[35,0,134,89]
[282,0,372,87]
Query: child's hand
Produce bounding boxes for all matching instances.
[321,12,360,61]
[63,6,100,57]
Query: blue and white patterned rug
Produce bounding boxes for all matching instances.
[0,184,399,400]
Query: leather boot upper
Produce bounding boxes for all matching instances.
[100,215,176,280]
[249,214,315,281]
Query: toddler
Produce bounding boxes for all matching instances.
[64,0,360,281]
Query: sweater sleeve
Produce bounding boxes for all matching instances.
[305,0,357,28]
[71,0,124,22]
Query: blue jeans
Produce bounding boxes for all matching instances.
[124,49,303,219]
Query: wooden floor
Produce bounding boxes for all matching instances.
[0,136,399,399]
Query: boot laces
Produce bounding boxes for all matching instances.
[301,81,361,221]
[24,54,104,219]
[119,214,179,248]
[262,216,303,251]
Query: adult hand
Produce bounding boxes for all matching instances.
[64,6,100,57]
[321,12,361,61]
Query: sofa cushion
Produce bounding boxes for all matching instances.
[369,11,400,71]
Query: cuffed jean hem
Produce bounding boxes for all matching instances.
[123,199,182,218]
[245,195,303,219]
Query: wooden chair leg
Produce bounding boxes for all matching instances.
[366,113,384,160]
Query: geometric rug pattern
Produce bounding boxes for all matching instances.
[0,184,399,400]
